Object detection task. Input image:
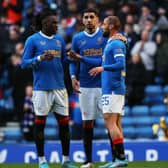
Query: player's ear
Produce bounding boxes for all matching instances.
[109,24,114,30]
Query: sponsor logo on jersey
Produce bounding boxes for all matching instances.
[45,50,61,57]
[83,48,102,56]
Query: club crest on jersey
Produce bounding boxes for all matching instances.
[56,40,61,47]
[97,37,103,45]
[40,41,46,45]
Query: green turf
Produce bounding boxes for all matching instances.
[0,161,168,168]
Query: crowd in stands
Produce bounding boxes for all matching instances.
[0,0,168,141]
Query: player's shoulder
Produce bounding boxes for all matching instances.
[73,31,84,39]
[111,33,127,43]
[25,32,39,43]
[98,28,104,34]
[111,38,126,48]
[54,34,64,40]
[54,34,65,43]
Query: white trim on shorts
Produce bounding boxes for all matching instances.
[32,89,68,116]
[79,87,102,120]
[102,93,125,115]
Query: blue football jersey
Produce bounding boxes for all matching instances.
[69,28,107,88]
[21,32,66,90]
[102,37,126,95]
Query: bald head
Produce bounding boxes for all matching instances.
[107,16,121,31]
[102,15,121,37]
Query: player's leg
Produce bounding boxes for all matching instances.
[105,114,125,160]
[32,91,50,168]
[79,88,99,168]
[107,132,116,162]
[99,94,127,168]
[81,120,94,168]
[34,115,49,168]
[54,113,70,161]
[117,116,123,137]
[53,89,77,168]
[99,114,127,168]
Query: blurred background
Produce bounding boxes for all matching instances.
[0,0,168,163]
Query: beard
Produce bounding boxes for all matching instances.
[103,30,110,37]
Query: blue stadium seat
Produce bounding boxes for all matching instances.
[135,126,154,139]
[154,76,164,85]
[45,128,58,140]
[94,127,108,139]
[150,105,167,116]
[150,116,160,123]
[46,116,58,128]
[163,85,168,95]
[145,85,163,96]
[166,117,168,124]
[4,129,23,141]
[95,118,105,127]
[131,105,149,116]
[123,126,136,139]
[122,117,133,126]
[125,106,131,116]
[133,116,153,127]
[143,95,164,105]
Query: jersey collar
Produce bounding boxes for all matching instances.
[39,31,54,39]
[83,27,99,37]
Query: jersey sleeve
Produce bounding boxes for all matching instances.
[103,41,125,71]
[21,37,40,69]
[69,35,79,78]
[71,34,79,52]
[82,56,102,66]
[60,36,68,65]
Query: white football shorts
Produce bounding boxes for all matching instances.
[79,87,102,120]
[102,94,125,115]
[32,89,68,116]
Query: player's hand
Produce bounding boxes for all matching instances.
[67,50,82,61]
[71,78,81,93]
[89,67,104,77]
[41,51,54,61]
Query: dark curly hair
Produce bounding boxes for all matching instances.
[32,10,56,32]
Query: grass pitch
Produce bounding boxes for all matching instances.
[0,161,168,168]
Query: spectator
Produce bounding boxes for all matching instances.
[156,7,168,30]
[155,31,168,84]
[144,17,158,41]
[138,4,154,32]
[0,53,14,123]
[8,53,33,121]
[4,24,22,58]
[131,29,157,84]
[126,54,147,106]
[21,84,35,141]
[1,0,23,25]
[123,23,139,61]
